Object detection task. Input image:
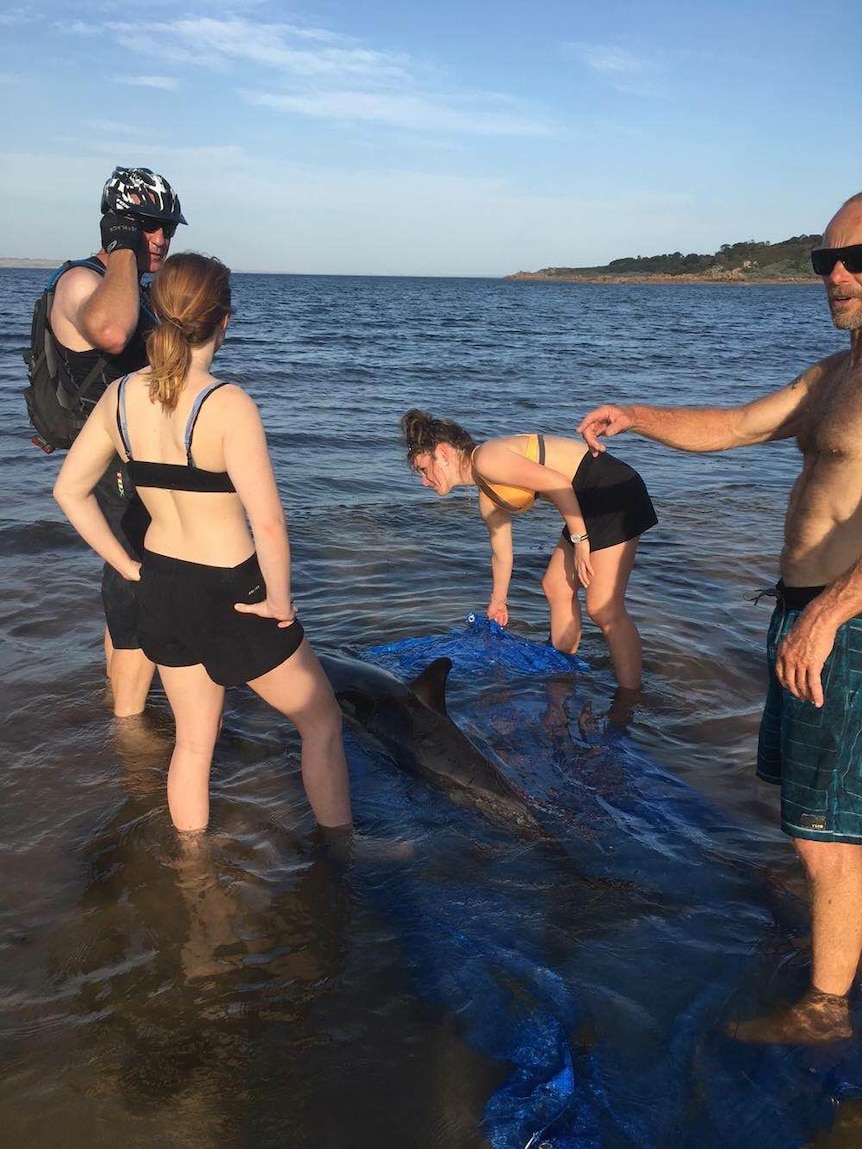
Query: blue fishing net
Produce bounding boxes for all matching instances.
[362,611,588,684]
[345,626,862,1148]
[344,726,602,1147]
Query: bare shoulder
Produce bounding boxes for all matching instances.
[471,440,493,468]
[207,381,252,403]
[212,383,263,425]
[794,350,852,394]
[473,436,522,467]
[745,351,851,434]
[52,262,103,320]
[53,262,103,304]
[96,371,141,414]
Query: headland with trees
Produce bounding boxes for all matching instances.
[507,234,823,283]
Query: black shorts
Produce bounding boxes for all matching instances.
[562,451,658,553]
[94,456,145,650]
[137,549,305,687]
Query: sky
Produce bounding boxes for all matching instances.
[0,0,859,276]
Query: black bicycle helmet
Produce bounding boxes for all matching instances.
[100,166,187,225]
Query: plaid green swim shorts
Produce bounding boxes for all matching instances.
[757,582,862,843]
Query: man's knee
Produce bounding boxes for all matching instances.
[793,837,862,880]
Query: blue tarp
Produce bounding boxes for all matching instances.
[363,611,589,683]
[344,617,862,1148]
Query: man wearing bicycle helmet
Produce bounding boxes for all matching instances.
[50,166,187,716]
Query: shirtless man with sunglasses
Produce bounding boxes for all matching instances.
[49,166,187,716]
[578,191,862,1044]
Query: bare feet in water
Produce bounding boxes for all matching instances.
[727,988,852,1044]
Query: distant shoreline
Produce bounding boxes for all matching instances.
[505,271,818,286]
[0,259,821,284]
[0,258,61,269]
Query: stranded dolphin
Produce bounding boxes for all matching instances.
[319,653,550,838]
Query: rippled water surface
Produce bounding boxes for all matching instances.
[1,269,855,1147]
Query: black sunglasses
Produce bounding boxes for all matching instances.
[810,244,862,276]
[134,214,178,240]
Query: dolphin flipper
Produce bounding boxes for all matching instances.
[408,657,452,717]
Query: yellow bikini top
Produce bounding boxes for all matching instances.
[472,434,545,514]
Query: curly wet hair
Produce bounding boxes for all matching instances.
[401,408,476,466]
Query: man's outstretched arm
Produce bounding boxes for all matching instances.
[576,401,750,453]
[576,356,845,455]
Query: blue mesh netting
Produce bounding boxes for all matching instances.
[362,611,588,683]
[342,627,862,1148]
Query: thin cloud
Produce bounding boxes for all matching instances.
[104,0,271,12]
[571,43,651,76]
[62,15,555,138]
[564,41,666,97]
[244,89,554,137]
[93,18,411,82]
[116,75,179,90]
[82,118,155,136]
[74,142,249,166]
[59,20,99,36]
[0,9,34,26]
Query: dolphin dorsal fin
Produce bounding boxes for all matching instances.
[408,657,452,717]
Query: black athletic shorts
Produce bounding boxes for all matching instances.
[138,549,305,687]
[94,455,145,650]
[562,451,658,553]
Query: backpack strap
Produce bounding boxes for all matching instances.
[46,257,106,291]
[56,355,110,411]
[184,381,230,467]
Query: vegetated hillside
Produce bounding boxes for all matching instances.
[512,234,823,280]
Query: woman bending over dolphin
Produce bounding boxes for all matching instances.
[401,409,658,690]
[55,253,352,839]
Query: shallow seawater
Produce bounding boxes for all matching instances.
[1,268,857,1147]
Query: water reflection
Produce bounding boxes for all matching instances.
[16,710,502,1149]
[64,781,352,1135]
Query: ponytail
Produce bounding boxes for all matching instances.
[146,253,232,412]
[145,322,192,412]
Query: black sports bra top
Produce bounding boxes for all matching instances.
[116,375,237,493]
